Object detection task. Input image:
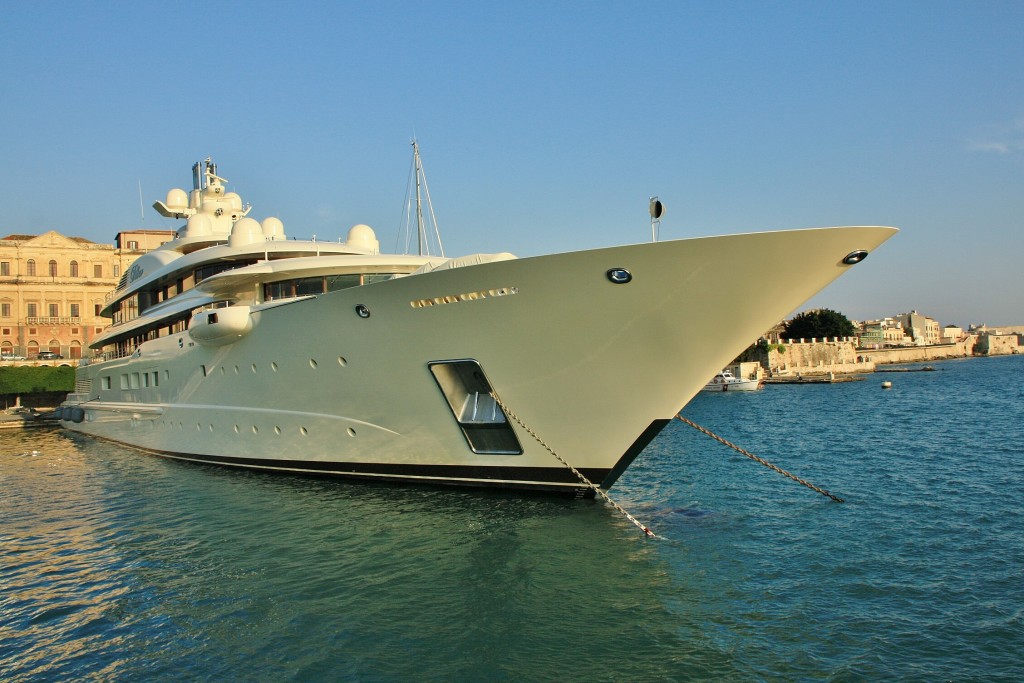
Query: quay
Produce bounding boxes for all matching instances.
[762,374,865,384]
[0,408,58,429]
[875,366,937,373]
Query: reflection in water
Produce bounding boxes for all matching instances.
[10,359,1019,681]
[1,429,725,681]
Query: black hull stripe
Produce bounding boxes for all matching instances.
[68,418,670,493]
[163,451,611,487]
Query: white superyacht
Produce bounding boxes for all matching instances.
[60,157,896,493]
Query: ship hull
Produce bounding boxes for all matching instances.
[62,227,896,492]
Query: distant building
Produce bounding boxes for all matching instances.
[857,317,908,348]
[0,229,174,359]
[975,332,1020,355]
[116,229,178,253]
[895,310,941,346]
[761,321,787,344]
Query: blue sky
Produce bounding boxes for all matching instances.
[2,1,1021,326]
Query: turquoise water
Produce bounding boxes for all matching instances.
[2,355,1022,681]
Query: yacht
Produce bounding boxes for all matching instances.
[59,156,896,493]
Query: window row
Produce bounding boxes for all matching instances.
[263,273,394,301]
[2,303,101,318]
[0,260,119,278]
[3,327,94,335]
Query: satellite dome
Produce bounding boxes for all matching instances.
[262,217,285,241]
[165,188,188,212]
[347,224,379,252]
[186,213,213,237]
[228,217,266,248]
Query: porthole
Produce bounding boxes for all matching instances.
[233,425,240,433]
[347,427,356,437]
[337,356,347,367]
[252,363,258,373]
[274,426,282,435]
[606,268,632,284]
[842,250,869,265]
[309,359,318,369]
[252,426,259,434]
[300,427,308,436]
[271,362,279,372]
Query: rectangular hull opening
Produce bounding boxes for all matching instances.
[429,360,523,455]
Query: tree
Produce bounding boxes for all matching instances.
[781,309,855,340]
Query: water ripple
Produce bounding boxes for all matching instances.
[2,356,1023,680]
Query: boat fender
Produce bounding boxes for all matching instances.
[70,407,85,423]
[54,407,64,420]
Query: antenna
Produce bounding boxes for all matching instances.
[649,196,664,242]
[138,180,145,222]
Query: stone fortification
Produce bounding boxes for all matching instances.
[743,335,986,376]
[973,333,1021,356]
[857,336,977,365]
[759,337,872,376]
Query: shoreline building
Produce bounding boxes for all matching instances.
[0,230,175,359]
[895,310,941,346]
[856,317,909,348]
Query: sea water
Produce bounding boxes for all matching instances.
[1,355,1022,681]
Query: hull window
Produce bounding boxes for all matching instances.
[429,360,522,455]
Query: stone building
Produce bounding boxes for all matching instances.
[857,317,908,348]
[974,332,1021,356]
[0,229,176,359]
[895,310,941,345]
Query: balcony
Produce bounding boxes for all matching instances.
[26,317,82,325]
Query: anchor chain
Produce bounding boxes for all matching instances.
[489,391,656,537]
[675,414,845,503]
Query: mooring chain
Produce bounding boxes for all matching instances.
[675,415,845,503]
[489,391,656,537]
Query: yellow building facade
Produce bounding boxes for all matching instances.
[0,229,176,360]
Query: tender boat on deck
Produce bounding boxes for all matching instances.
[58,156,896,493]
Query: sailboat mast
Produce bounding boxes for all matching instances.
[413,140,425,256]
[399,139,445,258]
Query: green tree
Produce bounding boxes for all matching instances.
[782,309,855,340]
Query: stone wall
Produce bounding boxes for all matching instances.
[741,334,989,376]
[738,338,874,376]
[974,333,1021,356]
[723,361,764,381]
[767,338,874,375]
[855,336,977,364]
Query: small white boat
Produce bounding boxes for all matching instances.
[702,370,762,392]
